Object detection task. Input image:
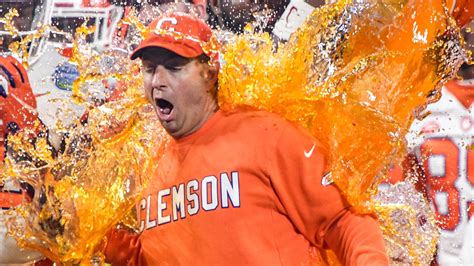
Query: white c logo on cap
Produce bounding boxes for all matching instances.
[0,75,8,97]
[156,17,178,32]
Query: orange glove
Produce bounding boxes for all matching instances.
[0,55,39,162]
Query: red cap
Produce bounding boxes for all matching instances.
[130,12,218,61]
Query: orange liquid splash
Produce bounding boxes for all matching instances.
[1,1,469,264]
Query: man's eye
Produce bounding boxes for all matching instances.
[143,66,155,73]
[165,66,181,71]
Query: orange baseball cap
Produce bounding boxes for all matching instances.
[130,12,218,61]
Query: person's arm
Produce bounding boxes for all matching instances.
[267,119,388,265]
[104,227,142,265]
[324,211,388,265]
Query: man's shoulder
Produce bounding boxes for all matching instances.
[223,108,295,128]
[221,107,309,139]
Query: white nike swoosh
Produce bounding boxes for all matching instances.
[304,142,316,158]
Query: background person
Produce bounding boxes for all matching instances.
[383,19,474,265]
[0,54,46,265]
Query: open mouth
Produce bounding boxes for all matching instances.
[155,98,174,116]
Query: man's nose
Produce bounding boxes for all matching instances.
[151,65,167,89]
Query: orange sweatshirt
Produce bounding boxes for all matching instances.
[105,109,388,265]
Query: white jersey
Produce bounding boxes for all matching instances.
[406,81,474,265]
[272,0,316,41]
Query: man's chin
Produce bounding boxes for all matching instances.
[160,122,180,138]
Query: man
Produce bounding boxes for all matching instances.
[104,12,388,265]
[384,60,474,266]
[0,54,46,265]
[383,20,474,265]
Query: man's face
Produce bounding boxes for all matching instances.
[141,48,218,139]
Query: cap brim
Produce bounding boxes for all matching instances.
[130,39,203,60]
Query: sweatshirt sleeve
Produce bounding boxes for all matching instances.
[324,211,389,265]
[267,120,388,265]
[104,227,142,266]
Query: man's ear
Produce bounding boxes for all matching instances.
[206,64,219,84]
